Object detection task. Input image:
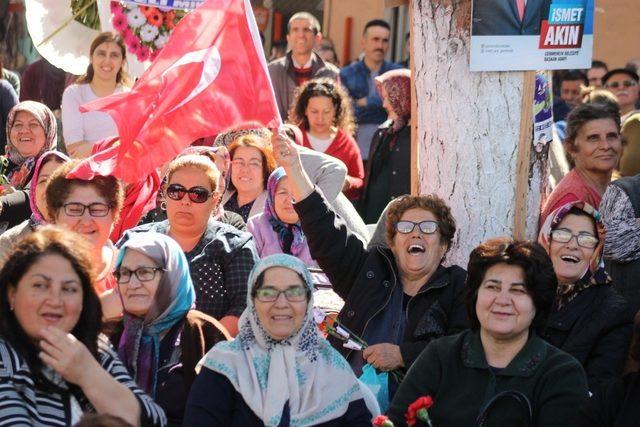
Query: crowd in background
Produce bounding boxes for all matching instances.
[0,7,637,427]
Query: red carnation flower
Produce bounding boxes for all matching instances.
[373,415,394,427]
[405,396,434,427]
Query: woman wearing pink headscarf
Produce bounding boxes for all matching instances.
[358,69,411,224]
[0,150,69,259]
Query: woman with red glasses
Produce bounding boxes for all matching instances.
[120,154,258,336]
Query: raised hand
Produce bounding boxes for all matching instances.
[272,130,302,171]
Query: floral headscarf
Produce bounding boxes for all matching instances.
[198,254,367,427]
[116,232,196,397]
[4,101,57,188]
[265,167,306,256]
[375,69,411,134]
[213,122,272,148]
[28,151,70,225]
[538,201,610,308]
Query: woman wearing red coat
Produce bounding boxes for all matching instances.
[289,78,364,200]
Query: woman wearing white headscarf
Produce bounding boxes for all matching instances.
[184,254,375,426]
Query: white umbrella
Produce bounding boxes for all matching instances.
[25,0,149,77]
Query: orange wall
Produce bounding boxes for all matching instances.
[323,0,386,66]
[593,0,640,68]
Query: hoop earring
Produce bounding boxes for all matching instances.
[160,201,167,211]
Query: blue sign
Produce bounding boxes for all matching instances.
[122,0,204,10]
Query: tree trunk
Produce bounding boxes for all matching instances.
[411,0,549,267]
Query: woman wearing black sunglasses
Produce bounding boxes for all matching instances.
[538,201,633,391]
[271,134,468,399]
[120,154,258,337]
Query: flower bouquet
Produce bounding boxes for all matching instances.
[110,1,187,62]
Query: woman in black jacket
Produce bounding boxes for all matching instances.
[539,201,633,391]
[272,132,468,392]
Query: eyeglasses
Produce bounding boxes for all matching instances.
[115,267,165,284]
[550,229,599,249]
[254,286,308,302]
[231,159,262,170]
[166,184,214,203]
[62,202,111,217]
[605,80,638,89]
[395,220,439,234]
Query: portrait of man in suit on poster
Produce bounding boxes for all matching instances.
[472,0,552,36]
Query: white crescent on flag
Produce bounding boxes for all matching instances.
[162,45,222,113]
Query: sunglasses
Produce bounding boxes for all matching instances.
[605,80,638,89]
[550,229,599,249]
[166,184,214,203]
[395,220,438,234]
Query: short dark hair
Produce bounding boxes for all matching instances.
[564,102,621,149]
[603,68,640,85]
[464,238,557,334]
[363,19,391,35]
[45,160,124,224]
[591,60,608,71]
[561,70,588,86]
[0,226,102,388]
[385,194,457,252]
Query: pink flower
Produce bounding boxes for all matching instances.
[149,49,160,62]
[124,31,138,47]
[137,45,151,62]
[112,14,128,32]
[110,1,121,13]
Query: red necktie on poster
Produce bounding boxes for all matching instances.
[70,0,281,184]
[516,0,526,21]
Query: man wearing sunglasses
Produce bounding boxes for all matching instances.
[603,68,640,119]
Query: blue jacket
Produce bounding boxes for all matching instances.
[340,60,401,124]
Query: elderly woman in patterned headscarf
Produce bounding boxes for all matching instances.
[0,101,57,229]
[184,254,375,426]
[538,201,633,391]
[359,69,411,224]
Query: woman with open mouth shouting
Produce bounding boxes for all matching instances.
[271,131,468,400]
[539,201,633,391]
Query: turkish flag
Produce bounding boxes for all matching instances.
[78,0,281,183]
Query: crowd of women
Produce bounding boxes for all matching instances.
[0,29,637,427]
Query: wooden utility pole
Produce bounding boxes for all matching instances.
[410,0,549,266]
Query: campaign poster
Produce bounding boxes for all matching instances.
[533,71,553,152]
[470,0,594,72]
[122,0,204,10]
